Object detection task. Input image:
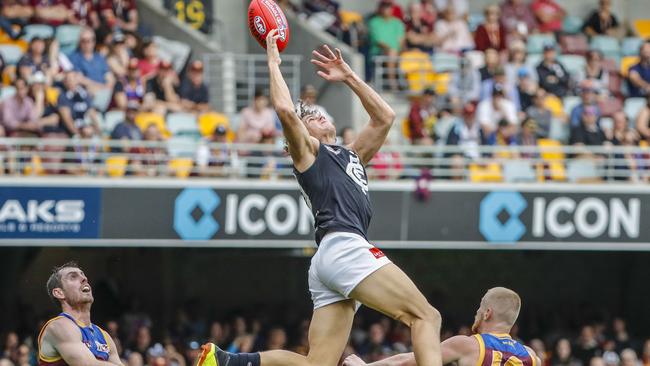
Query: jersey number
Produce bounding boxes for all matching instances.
[492,351,524,366]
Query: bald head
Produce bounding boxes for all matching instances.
[482,287,521,327]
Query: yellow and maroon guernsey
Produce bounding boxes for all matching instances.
[473,333,536,366]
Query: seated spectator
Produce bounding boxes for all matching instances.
[435,6,474,54]
[107,32,132,79]
[628,41,650,98]
[195,125,231,177]
[570,105,608,146]
[357,323,393,362]
[505,40,538,91]
[479,48,500,81]
[57,71,100,136]
[0,78,40,137]
[519,117,539,150]
[18,37,52,83]
[130,124,165,177]
[300,84,334,123]
[178,60,210,113]
[98,0,138,33]
[609,111,632,145]
[480,67,519,107]
[525,88,553,138]
[636,95,650,143]
[488,119,519,147]
[383,0,404,21]
[29,71,61,136]
[516,68,539,112]
[237,89,276,144]
[582,0,620,37]
[2,0,33,30]
[474,5,506,52]
[477,83,519,135]
[570,81,602,128]
[248,128,281,180]
[405,3,436,54]
[447,103,487,161]
[69,27,115,94]
[137,39,161,81]
[434,0,467,19]
[407,88,437,145]
[67,0,98,28]
[552,339,583,366]
[449,56,481,106]
[531,0,565,34]
[66,125,102,176]
[111,101,143,152]
[537,44,571,97]
[577,50,609,95]
[31,0,71,27]
[368,1,405,91]
[575,326,602,366]
[147,60,182,113]
[339,127,356,146]
[501,0,537,41]
[114,58,156,111]
[303,0,343,36]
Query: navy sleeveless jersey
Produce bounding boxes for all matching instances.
[295,143,372,244]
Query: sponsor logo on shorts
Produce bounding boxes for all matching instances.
[369,247,385,259]
[253,16,266,34]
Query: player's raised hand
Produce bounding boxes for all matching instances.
[311,45,354,82]
[343,354,367,366]
[266,29,281,66]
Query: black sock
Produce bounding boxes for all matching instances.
[219,350,261,366]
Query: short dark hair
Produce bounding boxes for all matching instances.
[46,261,81,304]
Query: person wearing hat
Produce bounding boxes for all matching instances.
[536,43,570,97]
[367,0,406,90]
[476,82,518,135]
[114,57,158,112]
[569,80,602,128]
[195,125,230,177]
[570,104,608,147]
[147,60,182,113]
[178,60,210,113]
[107,31,132,79]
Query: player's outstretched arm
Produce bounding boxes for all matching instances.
[311,45,395,165]
[266,29,317,172]
[42,319,124,366]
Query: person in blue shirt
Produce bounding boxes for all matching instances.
[569,81,601,128]
[628,41,650,98]
[68,27,114,94]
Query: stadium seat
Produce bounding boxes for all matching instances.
[464,50,485,69]
[622,37,643,57]
[22,24,54,42]
[468,13,485,32]
[92,88,113,112]
[56,25,82,54]
[601,57,618,73]
[167,112,199,137]
[23,154,45,176]
[620,56,640,77]
[527,34,556,55]
[538,138,566,181]
[633,19,650,38]
[599,97,622,118]
[590,36,620,59]
[469,163,503,183]
[432,52,460,73]
[599,117,614,132]
[562,96,582,117]
[0,45,23,65]
[549,118,570,143]
[567,159,600,183]
[558,55,586,79]
[543,94,564,118]
[168,158,194,178]
[525,54,543,70]
[104,110,126,135]
[624,97,646,121]
[562,16,584,34]
[106,156,128,177]
[503,161,536,183]
[0,86,16,101]
[339,10,363,27]
[608,71,623,97]
[401,118,411,140]
[559,34,589,55]
[167,136,198,157]
[135,112,167,135]
[399,50,433,73]
[198,112,233,140]
[46,87,59,105]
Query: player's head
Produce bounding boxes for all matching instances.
[472,287,521,334]
[295,99,336,143]
[46,261,93,308]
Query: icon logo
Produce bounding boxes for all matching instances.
[174,188,220,240]
[479,191,527,243]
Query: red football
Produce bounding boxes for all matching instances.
[248,0,291,52]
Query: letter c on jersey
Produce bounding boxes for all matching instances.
[174,188,220,240]
[479,191,527,243]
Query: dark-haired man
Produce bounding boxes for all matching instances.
[38,262,122,365]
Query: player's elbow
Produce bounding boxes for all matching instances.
[375,107,396,127]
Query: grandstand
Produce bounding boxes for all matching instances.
[2,0,650,366]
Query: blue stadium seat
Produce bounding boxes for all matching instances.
[562,16,583,34]
[167,136,199,157]
[432,52,460,73]
[503,161,536,183]
[0,86,16,101]
[167,112,199,137]
[527,34,556,55]
[0,45,24,65]
[622,37,643,57]
[23,24,54,42]
[558,55,586,79]
[56,25,82,55]
[525,53,543,70]
[624,97,646,122]
[567,159,600,183]
[590,36,620,59]
[468,13,485,33]
[103,110,126,135]
[92,88,113,112]
[563,96,582,117]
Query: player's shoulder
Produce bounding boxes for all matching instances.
[41,316,81,341]
[444,335,481,352]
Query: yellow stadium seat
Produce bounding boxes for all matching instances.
[23,154,44,176]
[168,158,194,178]
[46,87,60,105]
[400,50,433,73]
[469,163,503,182]
[431,72,450,95]
[633,19,650,38]
[106,156,128,177]
[538,138,567,181]
[135,112,168,136]
[0,38,28,52]
[198,112,230,136]
[339,10,363,27]
[401,118,411,139]
[620,56,640,77]
[543,95,564,118]
[406,70,436,92]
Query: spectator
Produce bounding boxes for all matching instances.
[2,0,33,30]
[358,323,392,362]
[405,3,436,54]
[382,0,404,21]
[577,50,609,95]
[474,5,507,52]
[407,88,437,145]
[628,41,650,98]
[237,89,276,144]
[480,48,500,81]
[137,39,160,80]
[66,124,102,175]
[516,68,539,112]
[129,124,165,176]
[613,319,636,354]
[68,27,115,93]
[480,67,519,106]
[227,317,255,353]
[531,0,565,34]
[31,0,71,27]
[488,119,519,148]
[570,81,602,128]
[505,40,538,92]
[111,102,143,150]
[435,5,474,54]
[17,37,51,83]
[67,0,98,27]
[552,338,584,366]
[57,71,100,136]
[434,0,468,19]
[178,60,210,113]
[368,0,405,91]
[195,126,231,177]
[107,32,132,79]
[98,0,138,32]
[621,349,641,366]
[0,78,40,137]
[449,56,481,106]
[340,127,356,146]
[29,71,61,136]
[501,0,538,40]
[531,339,548,366]
[519,117,539,150]
[582,0,620,37]
[370,138,403,180]
[147,60,182,113]
[265,327,287,351]
[591,357,607,366]
[300,84,333,123]
[114,58,155,111]
[609,111,630,144]
[570,105,608,146]
[2,332,19,359]
[642,340,650,366]
[526,88,553,138]
[303,0,343,36]
[447,103,487,161]
[537,44,571,97]
[575,326,603,366]
[477,83,519,135]
[248,128,280,180]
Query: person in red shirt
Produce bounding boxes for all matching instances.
[474,5,507,52]
[370,141,403,180]
[97,0,138,32]
[66,0,98,28]
[30,0,70,27]
[531,0,565,33]
[137,39,160,81]
[407,88,437,145]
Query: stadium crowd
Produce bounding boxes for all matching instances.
[2,312,650,366]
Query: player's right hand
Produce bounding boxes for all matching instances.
[266,29,281,66]
[343,354,368,366]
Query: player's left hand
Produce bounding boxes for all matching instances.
[311,45,354,82]
[343,354,367,366]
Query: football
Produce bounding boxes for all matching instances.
[248,0,291,52]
